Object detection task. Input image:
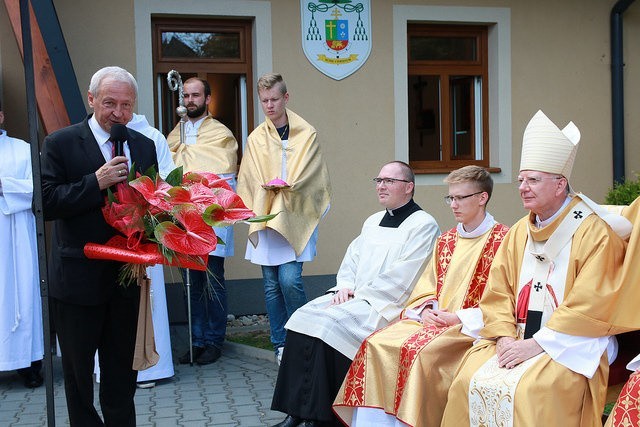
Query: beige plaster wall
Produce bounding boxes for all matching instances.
[1,0,638,283]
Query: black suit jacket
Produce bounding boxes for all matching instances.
[41,116,158,305]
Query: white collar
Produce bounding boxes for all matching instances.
[186,115,207,131]
[457,212,496,238]
[89,115,111,147]
[536,196,572,228]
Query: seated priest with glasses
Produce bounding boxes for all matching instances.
[269,161,440,427]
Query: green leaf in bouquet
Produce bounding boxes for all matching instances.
[245,212,280,223]
[128,162,137,181]
[143,164,158,181]
[165,166,184,187]
[107,187,116,204]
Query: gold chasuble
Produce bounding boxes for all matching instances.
[442,196,636,427]
[333,223,508,427]
[604,196,640,427]
[237,109,331,256]
[167,116,238,174]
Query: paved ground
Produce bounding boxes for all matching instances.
[0,325,285,426]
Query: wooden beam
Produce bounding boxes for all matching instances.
[4,0,71,135]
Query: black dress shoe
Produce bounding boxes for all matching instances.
[178,346,205,364]
[196,346,222,365]
[271,415,302,427]
[298,422,319,427]
[21,371,44,388]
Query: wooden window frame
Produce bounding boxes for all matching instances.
[151,17,254,139]
[408,24,490,174]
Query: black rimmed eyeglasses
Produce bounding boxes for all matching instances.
[444,191,484,205]
[373,177,411,186]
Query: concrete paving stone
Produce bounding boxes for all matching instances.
[252,392,273,401]
[224,370,253,380]
[177,398,208,411]
[148,417,180,426]
[135,413,151,424]
[151,387,180,398]
[151,406,181,420]
[10,423,43,427]
[1,391,31,401]
[203,391,233,403]
[231,394,260,406]
[15,414,46,424]
[255,398,274,409]
[19,403,50,415]
[0,413,19,425]
[0,400,22,411]
[232,404,261,417]
[178,408,210,421]
[173,389,204,401]
[134,393,154,405]
[209,410,237,424]
[151,396,180,407]
[179,421,216,427]
[233,415,268,426]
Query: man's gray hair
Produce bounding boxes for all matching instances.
[89,66,138,98]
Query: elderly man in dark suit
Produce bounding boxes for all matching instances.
[41,66,157,426]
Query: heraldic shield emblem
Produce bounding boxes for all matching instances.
[301,0,371,81]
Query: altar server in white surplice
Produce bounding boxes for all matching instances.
[0,102,44,388]
[270,161,440,427]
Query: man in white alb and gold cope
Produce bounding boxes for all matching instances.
[167,77,238,366]
[237,73,331,365]
[441,110,636,427]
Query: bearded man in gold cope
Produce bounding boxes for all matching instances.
[167,77,238,365]
[441,110,637,427]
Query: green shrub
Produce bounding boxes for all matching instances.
[605,174,640,205]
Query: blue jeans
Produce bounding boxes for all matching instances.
[181,256,227,349]
[261,261,307,350]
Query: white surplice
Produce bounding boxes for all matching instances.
[0,131,43,370]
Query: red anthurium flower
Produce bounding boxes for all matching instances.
[202,188,256,227]
[167,182,220,213]
[183,171,233,191]
[154,204,217,255]
[129,175,174,212]
[102,182,147,237]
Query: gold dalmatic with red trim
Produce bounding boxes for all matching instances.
[606,372,640,427]
[334,223,508,427]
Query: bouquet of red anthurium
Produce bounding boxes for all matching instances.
[84,165,274,285]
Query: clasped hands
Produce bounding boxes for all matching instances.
[96,156,129,190]
[420,308,461,328]
[496,336,544,369]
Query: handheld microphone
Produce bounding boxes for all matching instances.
[109,124,128,157]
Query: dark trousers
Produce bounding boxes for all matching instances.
[272,331,352,426]
[51,289,139,427]
[181,255,227,349]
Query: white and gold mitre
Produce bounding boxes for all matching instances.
[520,110,580,179]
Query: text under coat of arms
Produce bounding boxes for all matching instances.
[301,0,371,81]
